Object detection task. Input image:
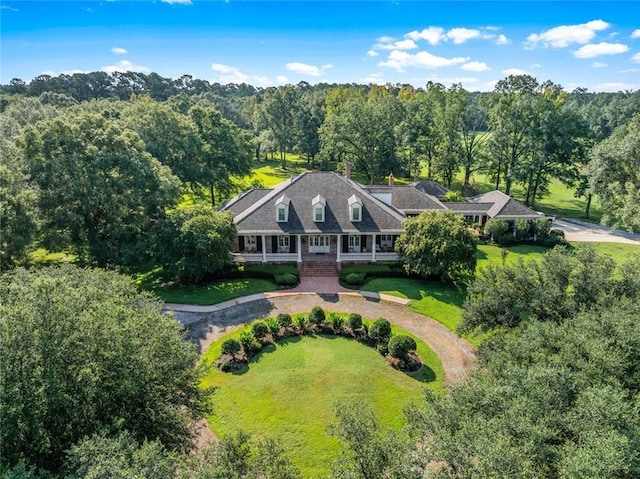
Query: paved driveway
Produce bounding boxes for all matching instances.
[165,292,476,385]
[553,218,640,244]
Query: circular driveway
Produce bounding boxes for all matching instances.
[165,292,476,385]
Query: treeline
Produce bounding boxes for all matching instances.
[2,72,640,271]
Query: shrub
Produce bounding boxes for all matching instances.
[347,313,363,330]
[274,272,298,286]
[550,228,565,238]
[515,219,531,241]
[276,312,292,328]
[442,190,465,202]
[376,342,389,355]
[221,338,241,356]
[532,217,551,240]
[265,317,280,336]
[329,312,344,331]
[344,272,366,286]
[309,306,325,325]
[484,218,509,241]
[239,331,254,351]
[388,335,417,359]
[251,321,268,339]
[294,315,308,331]
[369,318,392,343]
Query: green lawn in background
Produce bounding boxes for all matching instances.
[141,278,277,305]
[201,319,443,478]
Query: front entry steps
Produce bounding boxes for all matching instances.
[299,261,338,277]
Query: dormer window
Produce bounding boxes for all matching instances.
[348,194,362,222]
[275,194,290,222]
[312,194,326,222]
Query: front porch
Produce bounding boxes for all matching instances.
[232,233,400,264]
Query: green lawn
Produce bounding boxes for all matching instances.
[201,321,443,478]
[143,278,277,304]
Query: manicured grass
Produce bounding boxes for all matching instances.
[476,243,549,271]
[143,278,277,304]
[201,322,443,478]
[245,154,310,188]
[29,248,77,266]
[577,242,640,265]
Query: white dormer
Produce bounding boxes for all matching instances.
[275,194,290,222]
[312,194,326,222]
[348,194,362,222]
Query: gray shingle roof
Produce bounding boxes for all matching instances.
[445,202,492,213]
[365,186,448,213]
[467,191,540,219]
[229,172,405,234]
[412,180,449,197]
[219,189,271,215]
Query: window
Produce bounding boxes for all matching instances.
[348,194,362,222]
[349,236,360,247]
[246,235,257,252]
[275,194,290,222]
[278,235,289,248]
[380,235,393,249]
[312,194,326,222]
[350,204,361,221]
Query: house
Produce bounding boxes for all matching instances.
[219,171,540,265]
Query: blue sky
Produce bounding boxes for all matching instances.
[1,1,639,91]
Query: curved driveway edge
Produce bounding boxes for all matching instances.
[163,291,476,385]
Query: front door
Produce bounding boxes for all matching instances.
[308,235,330,253]
[348,235,361,253]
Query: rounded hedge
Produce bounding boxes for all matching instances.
[347,313,363,330]
[275,273,298,286]
[369,317,392,343]
[251,321,268,339]
[276,312,292,328]
[345,272,365,286]
[221,338,242,356]
[388,335,417,359]
[309,306,326,325]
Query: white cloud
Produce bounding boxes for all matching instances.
[632,52,640,63]
[321,64,333,70]
[496,34,510,45]
[406,26,445,45]
[502,68,528,76]
[618,68,640,73]
[276,75,289,83]
[530,63,542,69]
[461,61,491,72]
[211,63,270,86]
[446,28,481,44]
[285,62,332,77]
[572,42,629,58]
[380,50,469,71]
[111,47,128,55]
[0,5,18,11]
[483,80,499,91]
[161,0,192,4]
[591,82,638,92]
[592,62,608,68]
[62,69,90,75]
[526,19,610,49]
[631,29,640,39]
[375,38,418,50]
[41,70,57,76]
[102,60,151,74]
[367,50,379,57]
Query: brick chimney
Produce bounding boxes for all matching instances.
[345,161,351,179]
[388,172,394,186]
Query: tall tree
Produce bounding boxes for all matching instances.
[0,265,208,472]
[22,113,181,266]
[460,94,490,188]
[589,113,640,231]
[320,86,402,184]
[433,83,467,188]
[485,74,539,194]
[189,103,253,205]
[258,86,299,169]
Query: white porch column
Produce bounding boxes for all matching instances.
[297,235,302,263]
[336,234,342,263]
[372,234,377,263]
[261,235,267,263]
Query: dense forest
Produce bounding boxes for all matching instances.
[2,71,640,272]
[2,72,640,478]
